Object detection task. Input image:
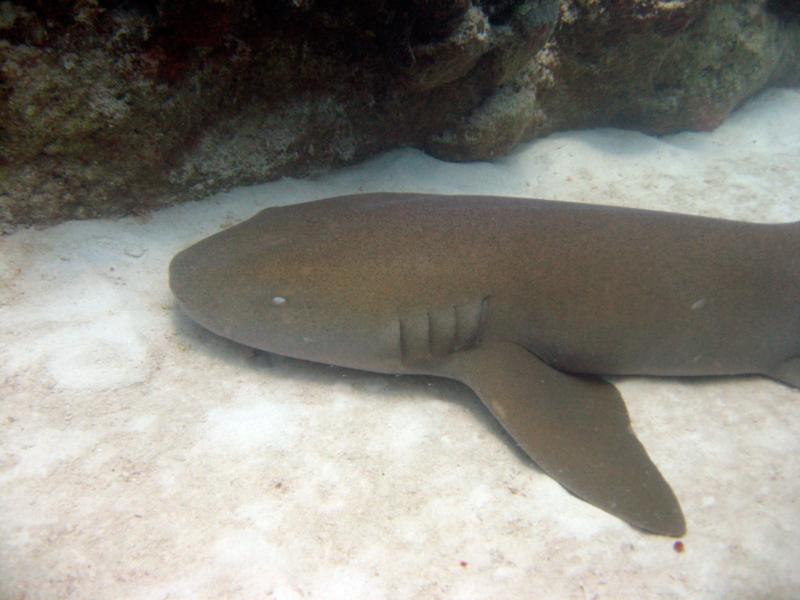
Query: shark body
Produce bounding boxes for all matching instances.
[170,193,800,536]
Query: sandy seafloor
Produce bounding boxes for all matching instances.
[1,87,799,600]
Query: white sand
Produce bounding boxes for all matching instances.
[1,87,799,599]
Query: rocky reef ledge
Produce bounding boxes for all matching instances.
[1,0,798,228]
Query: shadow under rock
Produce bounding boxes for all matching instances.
[169,304,535,468]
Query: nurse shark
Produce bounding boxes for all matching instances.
[169,193,800,536]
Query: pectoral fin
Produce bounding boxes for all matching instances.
[443,340,686,537]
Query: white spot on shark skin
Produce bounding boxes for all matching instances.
[691,298,707,311]
[272,296,287,306]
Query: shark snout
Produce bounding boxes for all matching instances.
[168,247,197,307]
[169,246,227,320]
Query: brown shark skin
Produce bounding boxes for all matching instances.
[171,193,800,379]
[169,193,800,536]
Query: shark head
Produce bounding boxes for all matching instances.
[169,204,401,371]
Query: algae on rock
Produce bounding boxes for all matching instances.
[0,0,798,228]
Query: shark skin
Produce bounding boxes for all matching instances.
[169,193,800,537]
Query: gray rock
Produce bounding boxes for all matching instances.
[0,0,797,228]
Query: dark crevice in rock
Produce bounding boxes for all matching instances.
[767,0,800,21]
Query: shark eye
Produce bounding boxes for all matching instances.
[271,296,287,306]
